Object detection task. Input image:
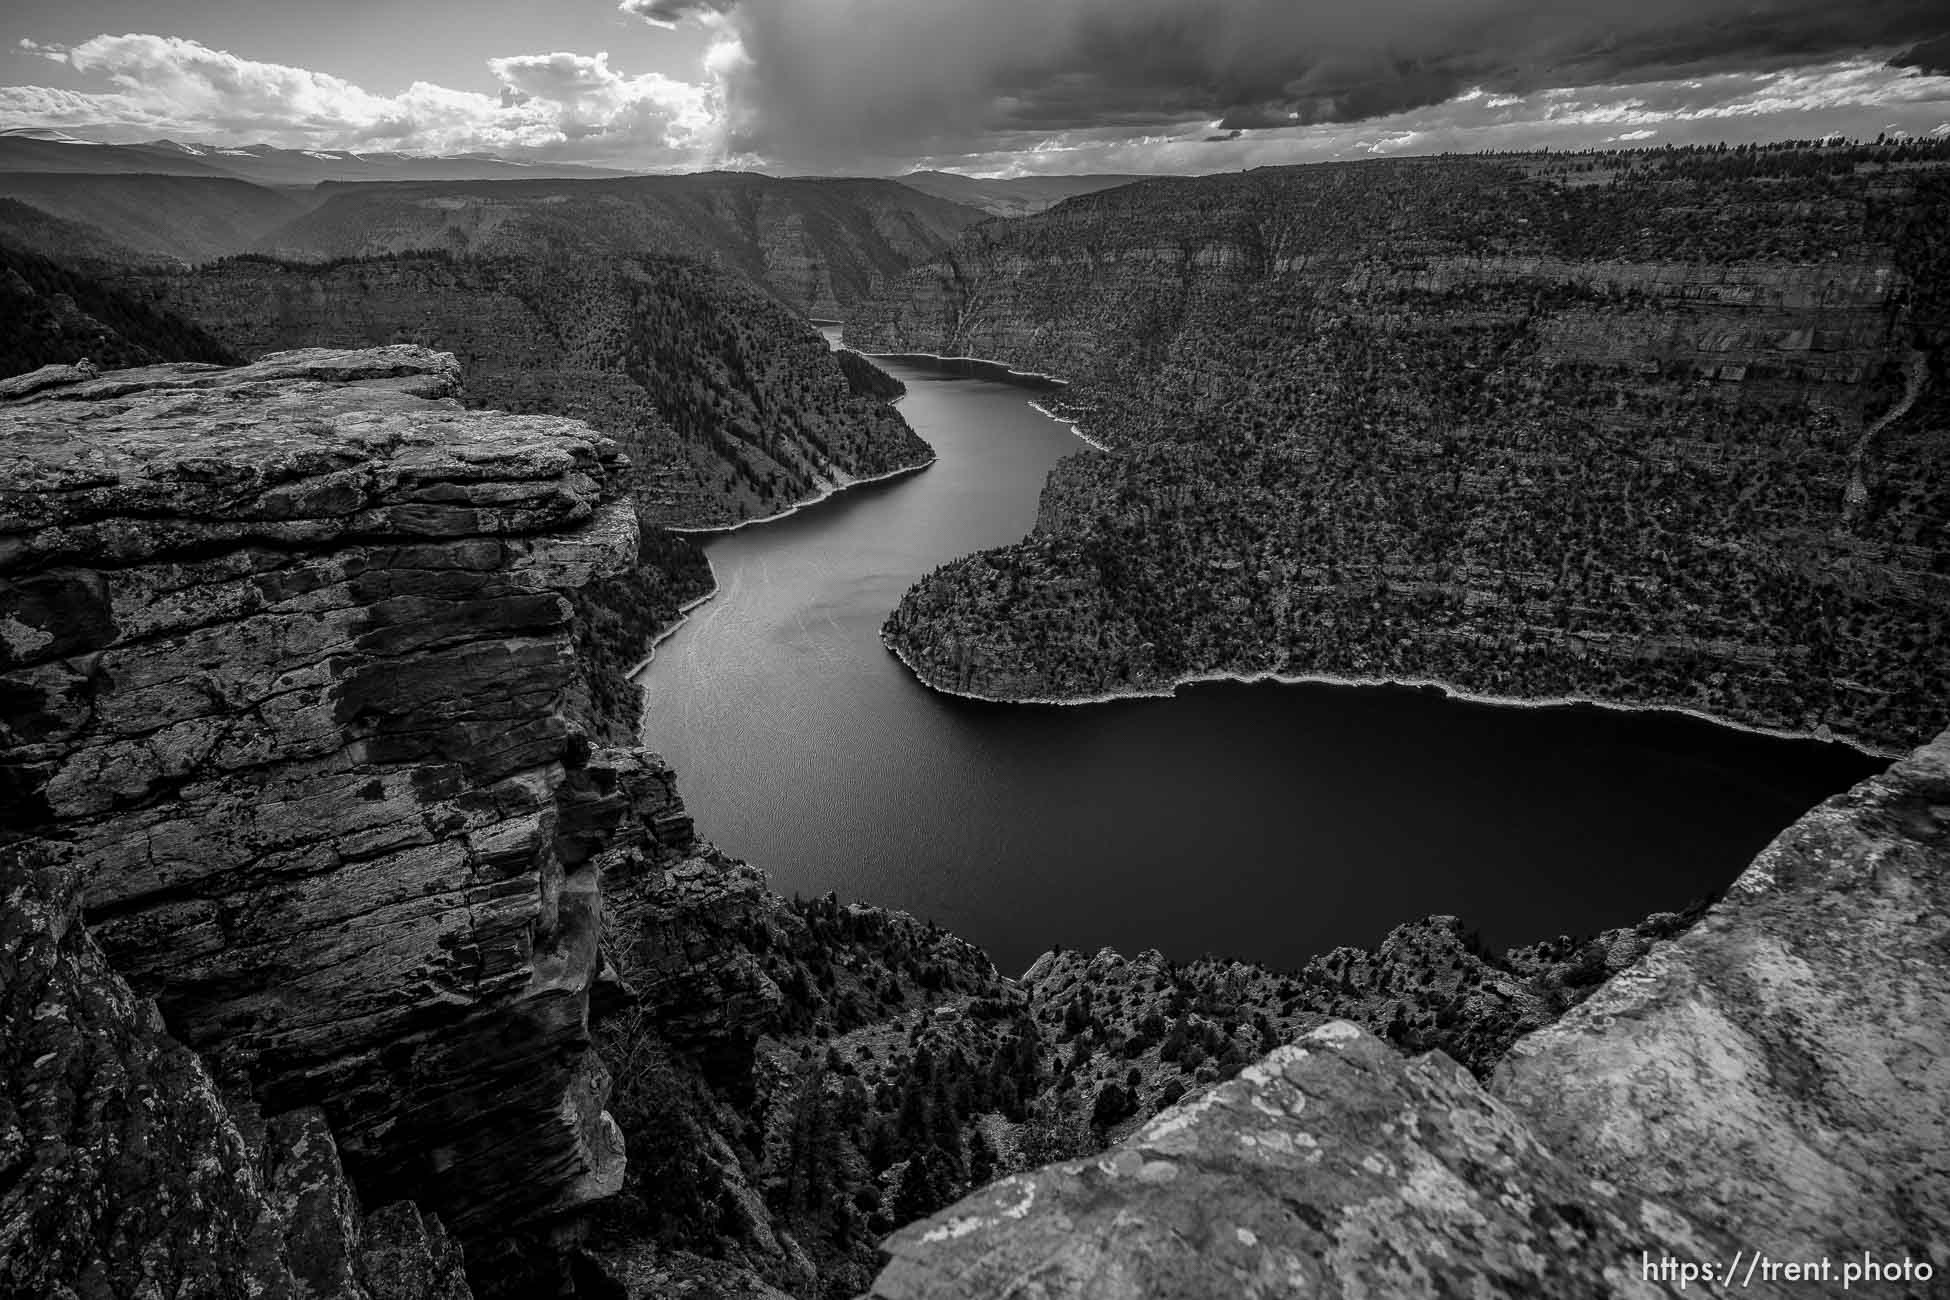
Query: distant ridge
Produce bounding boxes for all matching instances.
[894,170,1159,217]
[250,173,987,316]
[0,172,308,263]
[0,131,635,184]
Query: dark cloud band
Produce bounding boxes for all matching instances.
[628,0,1949,167]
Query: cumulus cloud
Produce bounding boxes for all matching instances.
[628,0,1950,169]
[0,33,718,165]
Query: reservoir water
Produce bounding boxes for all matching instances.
[637,337,1884,977]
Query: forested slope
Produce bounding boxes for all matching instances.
[862,141,1950,752]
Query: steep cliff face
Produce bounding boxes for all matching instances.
[863,144,1950,752]
[873,726,1950,1297]
[0,347,696,1282]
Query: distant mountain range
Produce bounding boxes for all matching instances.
[0,127,632,184]
[0,167,985,318]
[0,128,1159,217]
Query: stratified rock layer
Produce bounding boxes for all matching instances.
[0,347,669,1251]
[872,728,1950,1297]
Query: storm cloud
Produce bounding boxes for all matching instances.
[630,0,1950,167]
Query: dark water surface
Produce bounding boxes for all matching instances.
[637,340,1883,976]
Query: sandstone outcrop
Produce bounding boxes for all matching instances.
[864,143,1950,752]
[0,346,682,1280]
[872,726,1950,1297]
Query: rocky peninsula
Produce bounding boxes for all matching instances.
[860,141,1950,754]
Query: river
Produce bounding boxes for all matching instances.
[636,334,1882,976]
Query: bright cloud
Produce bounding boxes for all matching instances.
[1,33,719,165]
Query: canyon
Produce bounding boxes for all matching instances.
[5,346,1944,1300]
[860,142,1950,755]
[3,138,1949,1300]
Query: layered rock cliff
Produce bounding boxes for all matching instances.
[873,725,1950,1297]
[862,142,1950,753]
[0,347,691,1290]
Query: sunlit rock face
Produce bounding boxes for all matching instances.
[870,728,1950,1298]
[0,346,681,1246]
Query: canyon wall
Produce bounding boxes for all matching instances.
[859,146,1950,752]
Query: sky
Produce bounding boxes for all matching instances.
[2,0,1948,176]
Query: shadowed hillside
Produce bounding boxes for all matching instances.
[0,240,237,378]
[253,173,988,317]
[0,172,308,263]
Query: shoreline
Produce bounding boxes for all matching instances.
[850,333,1109,449]
[880,637,1899,759]
[625,580,723,679]
[854,347,1072,389]
[630,450,937,678]
[1025,398,1112,453]
[665,453,938,538]
[633,347,1107,684]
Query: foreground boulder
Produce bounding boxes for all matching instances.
[871,728,1950,1298]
